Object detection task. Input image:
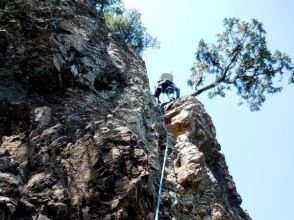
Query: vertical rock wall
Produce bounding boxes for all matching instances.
[0,0,162,219]
[0,1,251,220]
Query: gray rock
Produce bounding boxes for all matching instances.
[33,107,51,131]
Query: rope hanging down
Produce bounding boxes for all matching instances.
[155,106,171,220]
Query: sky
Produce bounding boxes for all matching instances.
[123,0,294,219]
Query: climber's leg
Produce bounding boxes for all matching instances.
[174,87,180,99]
[154,87,162,103]
[166,87,175,101]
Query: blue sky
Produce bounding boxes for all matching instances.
[123,0,294,219]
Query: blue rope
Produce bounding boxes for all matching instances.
[155,106,170,220]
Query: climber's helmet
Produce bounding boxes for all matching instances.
[160,71,173,82]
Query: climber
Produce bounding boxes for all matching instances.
[154,71,180,103]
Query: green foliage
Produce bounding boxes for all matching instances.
[188,18,294,111]
[105,9,159,54]
[91,0,159,54]
[91,0,122,14]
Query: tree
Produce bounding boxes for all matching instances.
[91,0,122,14]
[188,18,294,111]
[105,8,159,54]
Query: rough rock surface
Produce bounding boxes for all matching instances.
[0,0,161,219]
[162,97,251,219]
[0,0,250,219]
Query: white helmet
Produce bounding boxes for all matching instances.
[160,71,173,82]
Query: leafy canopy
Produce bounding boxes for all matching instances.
[91,0,159,54]
[188,18,294,111]
[105,8,159,55]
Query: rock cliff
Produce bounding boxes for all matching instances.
[0,0,251,219]
[161,98,251,220]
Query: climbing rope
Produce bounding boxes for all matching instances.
[155,106,171,220]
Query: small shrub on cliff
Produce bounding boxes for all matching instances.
[188,18,294,111]
[105,8,159,54]
[91,0,122,14]
[91,0,159,54]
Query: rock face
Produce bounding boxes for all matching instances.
[0,0,250,219]
[0,0,161,219]
[162,97,251,219]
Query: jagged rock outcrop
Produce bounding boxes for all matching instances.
[0,0,250,219]
[161,97,251,219]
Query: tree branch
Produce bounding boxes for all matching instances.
[192,45,242,97]
[223,44,242,75]
[191,83,218,96]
